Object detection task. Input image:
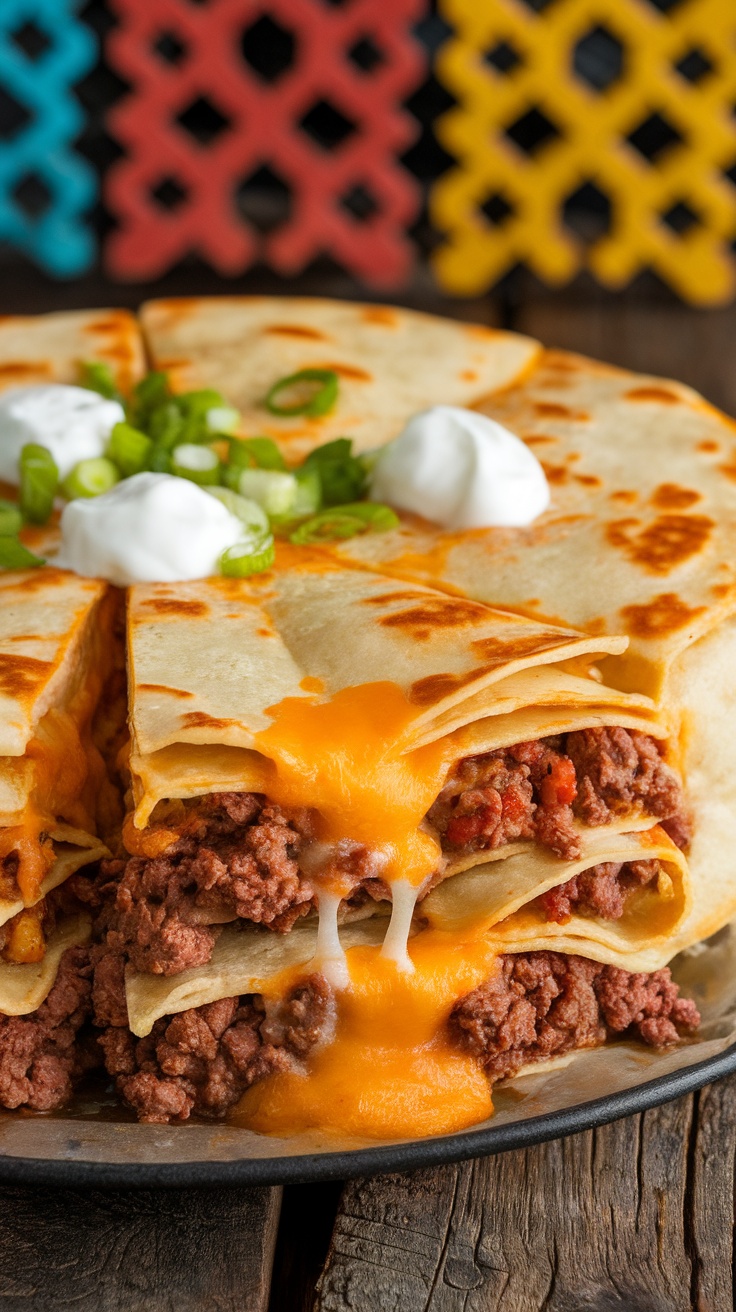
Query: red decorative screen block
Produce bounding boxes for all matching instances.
[105,0,425,285]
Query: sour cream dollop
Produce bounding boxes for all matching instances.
[0,385,124,483]
[370,405,550,529]
[56,473,247,586]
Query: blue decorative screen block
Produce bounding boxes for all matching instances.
[0,0,97,277]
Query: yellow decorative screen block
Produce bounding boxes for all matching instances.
[432,0,736,305]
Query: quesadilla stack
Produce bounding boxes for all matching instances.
[0,297,716,1140]
[83,552,696,1133]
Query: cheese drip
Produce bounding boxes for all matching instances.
[380,879,420,973]
[312,889,349,989]
[239,928,500,1141]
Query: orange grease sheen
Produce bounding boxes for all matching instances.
[253,682,455,886]
[238,931,498,1140]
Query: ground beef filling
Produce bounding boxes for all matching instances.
[0,946,92,1111]
[93,948,333,1123]
[451,951,700,1083]
[78,792,317,977]
[428,726,690,862]
[540,858,661,923]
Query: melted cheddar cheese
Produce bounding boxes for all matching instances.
[238,930,500,1140]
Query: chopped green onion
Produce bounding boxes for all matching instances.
[148,401,185,450]
[178,389,227,418]
[265,368,339,418]
[171,443,220,486]
[292,466,321,517]
[0,537,45,570]
[289,502,398,545]
[129,371,171,427]
[303,437,368,506]
[19,444,58,525]
[107,421,152,477]
[62,457,120,500]
[206,487,269,534]
[227,436,286,471]
[206,405,240,435]
[148,444,172,474]
[290,512,366,544]
[0,499,23,537]
[304,438,352,466]
[78,361,122,403]
[220,535,275,577]
[236,468,297,517]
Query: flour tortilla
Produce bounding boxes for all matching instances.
[0,308,144,397]
[139,296,540,462]
[0,914,91,1017]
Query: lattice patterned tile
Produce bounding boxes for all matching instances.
[105,0,425,284]
[0,0,97,276]
[432,0,736,305]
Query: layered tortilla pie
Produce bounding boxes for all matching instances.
[0,297,723,1138]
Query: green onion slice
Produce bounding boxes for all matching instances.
[220,535,275,577]
[236,468,297,517]
[206,488,269,534]
[78,361,122,403]
[0,499,23,537]
[303,438,367,506]
[148,444,172,474]
[206,405,240,435]
[107,421,152,477]
[0,537,45,570]
[227,436,286,471]
[62,457,120,500]
[130,371,171,426]
[289,502,398,545]
[265,369,339,418]
[171,444,220,486]
[19,444,58,525]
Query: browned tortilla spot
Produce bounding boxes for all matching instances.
[541,462,569,485]
[311,362,372,382]
[625,386,680,404]
[471,632,568,663]
[0,654,52,698]
[718,461,736,482]
[533,402,574,419]
[620,594,706,638]
[575,474,602,488]
[361,307,397,326]
[0,361,52,381]
[140,598,209,618]
[180,712,237,730]
[83,314,131,335]
[650,483,701,510]
[379,598,492,632]
[459,369,478,381]
[408,667,492,706]
[606,514,713,574]
[698,440,719,454]
[610,490,638,504]
[264,325,327,340]
[138,684,194,699]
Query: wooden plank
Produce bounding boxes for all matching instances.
[513,292,736,417]
[315,1094,701,1312]
[0,1184,281,1312]
[689,1080,736,1312]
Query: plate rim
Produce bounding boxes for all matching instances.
[1,1040,734,1188]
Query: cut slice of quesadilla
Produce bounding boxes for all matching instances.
[0,569,119,963]
[139,296,540,462]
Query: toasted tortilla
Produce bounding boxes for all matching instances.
[140,296,540,461]
[0,308,144,397]
[0,913,90,1017]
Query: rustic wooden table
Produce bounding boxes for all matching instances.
[0,281,734,1311]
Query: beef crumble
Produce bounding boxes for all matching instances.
[540,858,661,923]
[93,948,333,1123]
[451,951,700,1082]
[428,727,690,861]
[0,946,92,1111]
